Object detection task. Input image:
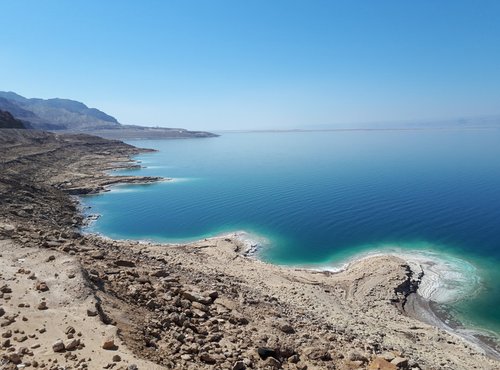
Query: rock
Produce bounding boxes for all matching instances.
[380,352,396,362]
[114,259,136,268]
[35,281,49,292]
[348,351,368,363]
[52,339,65,352]
[102,337,116,350]
[0,307,4,317]
[112,354,121,362]
[91,250,105,259]
[65,338,80,351]
[279,323,295,334]
[207,290,219,300]
[128,365,138,370]
[0,285,12,293]
[182,291,212,305]
[8,353,22,364]
[191,301,208,312]
[263,357,281,369]
[200,352,217,364]
[232,361,245,370]
[65,326,76,335]
[303,347,332,361]
[229,311,249,325]
[87,308,98,317]
[37,301,48,310]
[150,269,169,277]
[391,357,409,368]
[257,347,277,360]
[368,357,398,370]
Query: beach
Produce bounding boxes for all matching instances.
[1,129,499,370]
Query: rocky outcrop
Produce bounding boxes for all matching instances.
[0,110,25,129]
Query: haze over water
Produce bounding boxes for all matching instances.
[83,130,500,335]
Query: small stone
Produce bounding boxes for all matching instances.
[200,352,216,364]
[91,250,105,259]
[35,281,49,292]
[348,351,368,363]
[368,357,397,370]
[391,357,409,368]
[257,347,277,360]
[280,323,295,334]
[102,337,116,350]
[380,352,396,362]
[8,353,22,364]
[150,269,168,277]
[65,326,76,335]
[232,361,245,370]
[52,339,65,352]
[87,308,98,317]
[65,338,80,351]
[37,301,48,310]
[112,354,121,362]
[114,260,136,268]
[263,357,281,369]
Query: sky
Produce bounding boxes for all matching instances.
[1,0,500,130]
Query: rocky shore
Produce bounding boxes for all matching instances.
[0,129,499,370]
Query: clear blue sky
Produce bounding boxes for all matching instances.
[1,0,500,130]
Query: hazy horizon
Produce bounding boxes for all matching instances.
[2,1,500,131]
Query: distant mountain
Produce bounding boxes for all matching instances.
[0,91,119,130]
[0,91,217,138]
[0,109,25,129]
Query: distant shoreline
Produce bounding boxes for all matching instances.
[215,126,500,134]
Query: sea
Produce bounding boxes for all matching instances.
[82,129,500,337]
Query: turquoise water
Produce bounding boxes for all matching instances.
[83,130,500,335]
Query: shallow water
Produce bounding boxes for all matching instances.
[83,130,500,334]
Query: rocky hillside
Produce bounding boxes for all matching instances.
[0,91,119,130]
[0,109,25,129]
[0,91,217,138]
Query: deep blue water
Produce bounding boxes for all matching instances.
[83,130,500,334]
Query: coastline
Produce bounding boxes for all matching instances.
[1,129,499,369]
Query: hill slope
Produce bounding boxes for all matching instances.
[0,109,25,129]
[0,91,217,138]
[0,91,119,130]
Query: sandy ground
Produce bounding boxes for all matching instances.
[0,239,163,369]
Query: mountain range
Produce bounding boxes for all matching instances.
[0,91,217,139]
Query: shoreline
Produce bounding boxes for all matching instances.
[81,144,500,361]
[1,129,499,369]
